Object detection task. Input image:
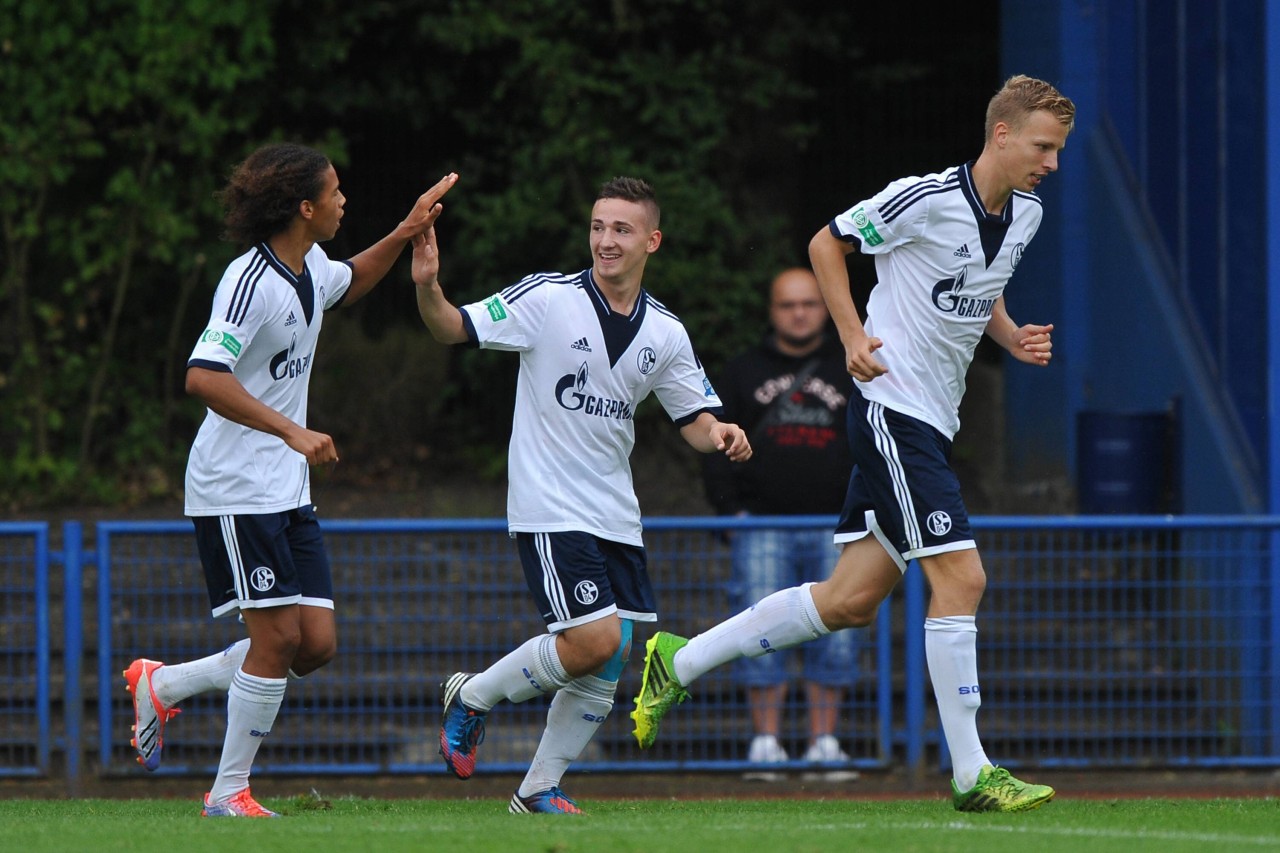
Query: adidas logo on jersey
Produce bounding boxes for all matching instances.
[284,311,298,327]
[953,244,972,259]
[570,337,593,352]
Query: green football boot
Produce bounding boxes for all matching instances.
[952,765,1056,812]
[630,632,690,749]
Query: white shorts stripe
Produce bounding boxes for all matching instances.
[867,401,922,550]
[535,533,571,623]
[219,515,248,600]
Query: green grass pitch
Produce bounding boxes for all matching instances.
[0,796,1275,853]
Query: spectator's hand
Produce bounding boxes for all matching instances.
[721,510,749,545]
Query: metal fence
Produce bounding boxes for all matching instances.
[0,523,51,777]
[2,515,1278,791]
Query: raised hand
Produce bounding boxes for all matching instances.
[400,172,459,237]
[411,228,442,288]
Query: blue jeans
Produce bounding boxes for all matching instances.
[729,525,858,688]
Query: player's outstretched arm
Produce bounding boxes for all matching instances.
[412,229,468,344]
[680,413,752,462]
[345,172,459,304]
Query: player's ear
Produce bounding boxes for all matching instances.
[647,229,662,254]
[992,121,1010,148]
[299,199,315,221]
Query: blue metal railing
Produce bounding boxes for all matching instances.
[3,514,1278,793]
[0,522,51,778]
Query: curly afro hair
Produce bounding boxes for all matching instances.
[216,143,332,245]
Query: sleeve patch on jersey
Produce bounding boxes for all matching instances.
[851,208,884,246]
[201,329,242,357]
[484,296,508,322]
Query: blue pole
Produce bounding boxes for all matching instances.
[1266,0,1280,758]
[62,522,82,796]
[35,524,51,774]
[877,596,893,763]
[1056,0,1100,478]
[904,561,926,775]
[97,524,115,770]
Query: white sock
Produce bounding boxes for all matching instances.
[208,669,286,804]
[674,584,829,685]
[518,675,616,798]
[463,634,571,711]
[925,616,990,790]
[152,639,249,706]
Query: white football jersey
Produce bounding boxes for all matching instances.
[461,269,722,546]
[830,162,1042,438]
[184,242,353,515]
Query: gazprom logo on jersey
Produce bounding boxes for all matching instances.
[930,267,994,319]
[201,329,242,357]
[555,362,634,420]
[850,208,884,246]
[270,332,311,381]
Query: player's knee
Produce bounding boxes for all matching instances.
[246,627,302,675]
[559,619,623,676]
[938,570,986,612]
[293,635,337,675]
[584,635,621,672]
[926,554,987,606]
[274,633,303,665]
[821,595,880,630]
[258,621,302,657]
[598,619,633,682]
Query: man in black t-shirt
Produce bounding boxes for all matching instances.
[703,267,860,781]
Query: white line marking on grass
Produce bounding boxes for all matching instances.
[796,820,1277,847]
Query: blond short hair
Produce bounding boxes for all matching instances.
[984,75,1076,141]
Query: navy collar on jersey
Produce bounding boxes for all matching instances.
[257,242,316,325]
[958,161,1013,270]
[583,269,648,368]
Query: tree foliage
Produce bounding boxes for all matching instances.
[1,0,981,507]
[1,0,277,503]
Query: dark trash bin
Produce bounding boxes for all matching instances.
[1076,409,1179,514]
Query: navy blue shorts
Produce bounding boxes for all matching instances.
[192,505,333,618]
[834,386,975,571]
[515,531,657,632]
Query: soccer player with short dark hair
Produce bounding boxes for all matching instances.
[414,176,752,814]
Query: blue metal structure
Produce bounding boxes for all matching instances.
[1001,0,1278,514]
[4,514,1275,793]
[0,523,51,778]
